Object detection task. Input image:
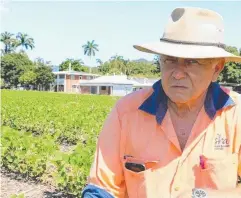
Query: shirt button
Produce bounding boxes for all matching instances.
[174,186,180,191]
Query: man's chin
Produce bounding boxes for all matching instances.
[168,96,190,104]
[167,92,191,104]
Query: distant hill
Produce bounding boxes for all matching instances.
[132,58,154,64]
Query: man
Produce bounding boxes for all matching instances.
[82,7,241,198]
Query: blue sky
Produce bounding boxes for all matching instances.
[1,1,241,67]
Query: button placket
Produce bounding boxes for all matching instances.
[171,159,183,196]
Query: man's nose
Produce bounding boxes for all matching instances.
[172,64,186,80]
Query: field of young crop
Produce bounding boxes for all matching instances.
[1,90,119,197]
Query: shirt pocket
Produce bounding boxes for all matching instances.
[122,156,172,198]
[197,153,239,189]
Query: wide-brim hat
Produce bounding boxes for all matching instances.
[134,7,241,63]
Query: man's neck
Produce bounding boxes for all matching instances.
[168,91,208,118]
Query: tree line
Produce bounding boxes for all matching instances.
[59,55,160,78]
[0,32,55,90]
[1,31,241,90]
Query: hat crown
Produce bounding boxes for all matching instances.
[162,7,224,44]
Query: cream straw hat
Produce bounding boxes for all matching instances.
[134,7,241,63]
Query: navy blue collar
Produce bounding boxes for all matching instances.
[139,80,235,124]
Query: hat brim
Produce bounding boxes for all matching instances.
[134,41,241,63]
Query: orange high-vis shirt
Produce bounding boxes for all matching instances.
[84,80,241,198]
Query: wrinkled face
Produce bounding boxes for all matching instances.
[160,55,224,103]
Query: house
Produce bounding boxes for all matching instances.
[129,77,159,91]
[53,71,99,92]
[77,75,159,96]
[78,75,134,96]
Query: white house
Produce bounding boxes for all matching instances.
[77,75,159,96]
[130,77,158,91]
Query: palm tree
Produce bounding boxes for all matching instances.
[110,54,124,61]
[16,32,35,51]
[0,31,18,54]
[96,58,103,65]
[82,40,99,59]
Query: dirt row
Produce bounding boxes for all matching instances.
[0,169,76,198]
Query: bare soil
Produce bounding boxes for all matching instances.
[0,169,76,198]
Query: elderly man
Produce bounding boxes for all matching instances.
[82,7,241,198]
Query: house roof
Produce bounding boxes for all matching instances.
[53,71,100,76]
[79,75,135,86]
[79,75,158,87]
[129,77,159,87]
[129,77,159,85]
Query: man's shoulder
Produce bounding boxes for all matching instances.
[115,87,153,116]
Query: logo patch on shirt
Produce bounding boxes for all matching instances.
[214,134,230,150]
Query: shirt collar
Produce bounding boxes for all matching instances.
[139,80,236,124]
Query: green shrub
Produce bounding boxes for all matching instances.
[1,126,57,178]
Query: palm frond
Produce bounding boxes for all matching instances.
[93,46,99,51]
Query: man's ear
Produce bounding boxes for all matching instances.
[212,59,225,82]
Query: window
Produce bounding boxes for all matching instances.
[101,86,106,90]
[91,86,97,94]
[71,75,75,80]
[59,74,65,79]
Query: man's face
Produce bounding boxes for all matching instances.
[160,55,224,103]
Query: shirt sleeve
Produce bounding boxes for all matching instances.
[84,104,126,198]
[81,184,114,198]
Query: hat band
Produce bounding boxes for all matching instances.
[160,38,225,49]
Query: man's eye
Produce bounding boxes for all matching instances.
[164,59,177,64]
[186,59,199,65]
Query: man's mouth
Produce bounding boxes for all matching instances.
[171,85,188,89]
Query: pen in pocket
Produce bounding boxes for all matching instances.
[199,155,206,169]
